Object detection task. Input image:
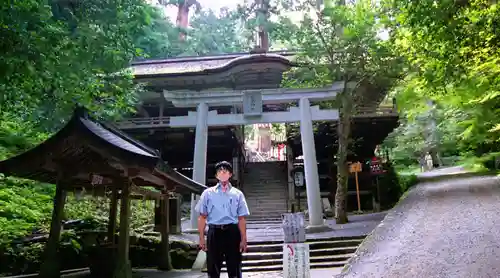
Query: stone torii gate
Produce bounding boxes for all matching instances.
[164,82,344,231]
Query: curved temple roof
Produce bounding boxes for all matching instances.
[131,51,297,91]
[132,51,296,77]
[0,107,206,195]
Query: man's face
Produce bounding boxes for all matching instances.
[216,169,232,182]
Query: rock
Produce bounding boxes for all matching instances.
[170,248,198,269]
[170,239,197,251]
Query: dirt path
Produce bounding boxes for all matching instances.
[337,174,500,278]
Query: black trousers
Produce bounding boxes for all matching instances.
[207,223,242,278]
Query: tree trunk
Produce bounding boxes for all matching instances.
[176,3,190,41]
[255,0,269,51]
[335,91,352,224]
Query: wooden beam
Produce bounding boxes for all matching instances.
[39,179,67,278]
[128,167,167,187]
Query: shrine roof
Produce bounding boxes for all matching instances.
[0,107,206,194]
[131,51,296,77]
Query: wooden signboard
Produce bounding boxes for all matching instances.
[348,162,362,213]
[349,162,362,173]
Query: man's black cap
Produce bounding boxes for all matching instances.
[214,161,233,174]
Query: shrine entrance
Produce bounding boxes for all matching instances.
[164,84,345,231]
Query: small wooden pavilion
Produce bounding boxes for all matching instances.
[0,107,206,278]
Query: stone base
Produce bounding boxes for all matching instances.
[305,223,333,234]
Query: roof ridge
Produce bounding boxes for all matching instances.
[75,108,160,157]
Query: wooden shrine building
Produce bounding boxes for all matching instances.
[0,107,206,278]
[115,50,399,227]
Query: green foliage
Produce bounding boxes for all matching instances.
[135,6,249,59]
[0,178,54,245]
[382,0,500,169]
[0,0,150,127]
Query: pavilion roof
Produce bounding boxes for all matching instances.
[0,107,206,195]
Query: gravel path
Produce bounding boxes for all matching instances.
[337,174,500,278]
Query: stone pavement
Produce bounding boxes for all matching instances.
[135,268,343,277]
[181,212,386,243]
[337,173,500,278]
[64,268,342,278]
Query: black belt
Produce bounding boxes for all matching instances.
[209,223,237,230]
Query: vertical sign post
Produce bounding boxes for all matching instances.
[349,162,363,213]
[282,212,309,278]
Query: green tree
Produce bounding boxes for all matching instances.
[278,0,402,223]
[385,0,500,168]
[0,0,153,131]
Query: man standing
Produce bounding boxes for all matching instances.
[196,161,250,278]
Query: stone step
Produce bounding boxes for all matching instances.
[245,187,287,191]
[248,213,287,219]
[245,190,287,194]
[246,219,283,225]
[242,253,351,266]
[246,197,288,202]
[243,246,358,260]
[203,235,364,273]
[246,217,282,222]
[248,210,288,216]
[200,236,365,272]
[221,260,350,272]
[248,205,287,210]
[248,204,287,208]
[243,183,287,191]
[246,235,367,246]
[245,182,287,185]
[245,195,287,200]
[247,203,287,208]
[249,210,287,216]
[246,239,363,253]
[245,190,287,193]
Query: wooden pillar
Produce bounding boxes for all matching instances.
[107,187,119,244]
[113,181,132,278]
[158,195,172,270]
[39,181,67,278]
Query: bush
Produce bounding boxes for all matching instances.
[398,174,418,193]
[377,162,403,210]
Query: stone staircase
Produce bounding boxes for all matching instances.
[219,235,365,272]
[243,162,288,221]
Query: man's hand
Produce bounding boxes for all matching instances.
[199,237,207,252]
[239,240,247,253]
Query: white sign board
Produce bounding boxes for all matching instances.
[283,243,310,278]
[243,91,263,116]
